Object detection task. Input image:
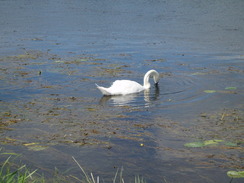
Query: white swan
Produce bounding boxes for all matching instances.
[96,70,159,95]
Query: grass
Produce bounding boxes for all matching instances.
[0,150,146,183]
[72,156,146,183]
[0,152,39,183]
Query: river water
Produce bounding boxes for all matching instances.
[0,0,244,182]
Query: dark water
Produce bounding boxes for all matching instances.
[1,0,244,182]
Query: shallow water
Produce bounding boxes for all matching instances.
[1,0,244,182]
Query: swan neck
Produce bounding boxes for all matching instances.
[143,70,159,89]
[143,73,151,89]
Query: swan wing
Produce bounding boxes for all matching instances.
[96,80,144,95]
[109,80,144,95]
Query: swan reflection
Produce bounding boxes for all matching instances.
[99,84,160,107]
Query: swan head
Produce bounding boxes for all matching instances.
[143,70,160,89]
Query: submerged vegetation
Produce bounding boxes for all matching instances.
[1,50,243,182]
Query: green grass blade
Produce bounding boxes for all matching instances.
[72,156,93,183]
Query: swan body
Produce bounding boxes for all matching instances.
[96,70,159,95]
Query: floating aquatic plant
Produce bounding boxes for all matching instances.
[203,139,223,146]
[227,171,244,178]
[184,142,205,148]
[204,90,216,93]
[225,87,237,90]
[184,139,237,148]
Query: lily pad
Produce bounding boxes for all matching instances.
[227,171,244,178]
[184,139,239,148]
[184,140,223,148]
[225,87,237,90]
[224,142,238,147]
[204,90,216,93]
[203,139,223,146]
[184,142,205,148]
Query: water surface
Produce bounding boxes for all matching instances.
[0,0,244,182]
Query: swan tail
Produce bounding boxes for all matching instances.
[95,84,111,95]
